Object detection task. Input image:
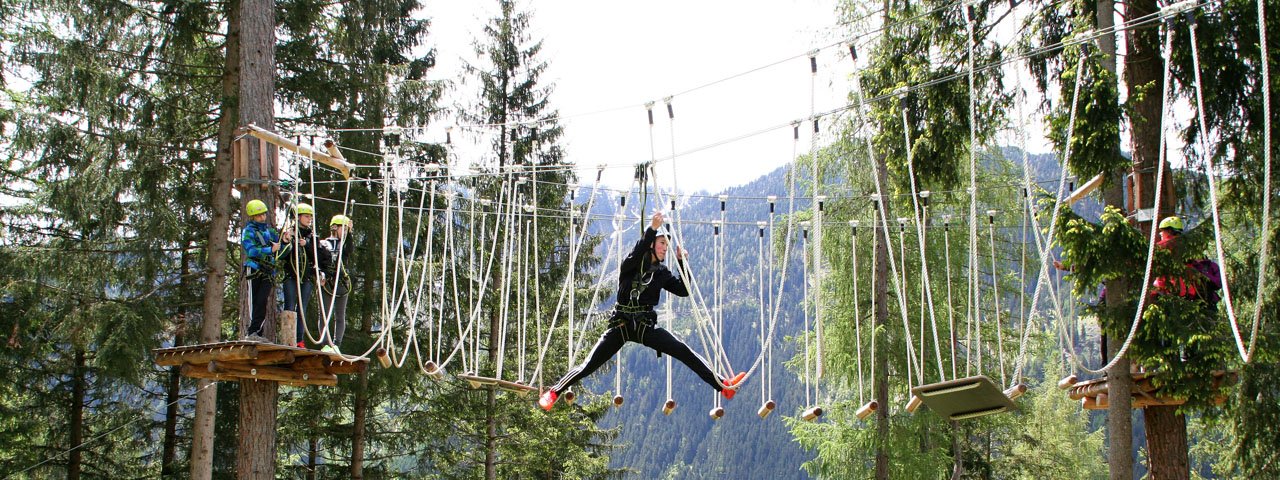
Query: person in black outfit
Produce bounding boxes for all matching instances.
[539,212,744,411]
[278,203,331,348]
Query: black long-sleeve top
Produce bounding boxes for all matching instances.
[615,227,688,308]
[277,226,331,281]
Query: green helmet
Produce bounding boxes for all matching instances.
[245,199,268,217]
[294,203,314,216]
[330,214,353,227]
[1158,216,1184,232]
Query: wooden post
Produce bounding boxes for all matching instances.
[279,311,296,347]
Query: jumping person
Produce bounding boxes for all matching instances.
[241,199,280,342]
[539,212,744,411]
[318,214,354,353]
[278,203,330,348]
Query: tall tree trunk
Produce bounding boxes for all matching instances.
[164,247,194,477]
[484,306,501,480]
[873,156,893,480]
[1125,0,1186,476]
[234,0,278,475]
[1094,0,1136,478]
[1145,407,1189,479]
[68,348,86,480]
[192,0,242,476]
[235,379,279,479]
[351,369,368,480]
[306,431,318,480]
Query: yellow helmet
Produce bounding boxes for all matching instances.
[294,203,314,216]
[1158,216,1184,232]
[330,214,353,227]
[245,199,268,217]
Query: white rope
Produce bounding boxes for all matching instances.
[943,220,958,379]
[1188,15,1268,363]
[1249,0,1274,363]
[853,74,924,387]
[851,222,865,404]
[987,212,1007,386]
[901,107,947,381]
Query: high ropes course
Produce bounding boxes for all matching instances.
[152,0,1272,426]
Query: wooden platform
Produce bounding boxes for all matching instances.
[1066,370,1236,410]
[154,341,369,387]
[911,375,1018,421]
[456,373,539,396]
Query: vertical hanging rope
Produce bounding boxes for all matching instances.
[965,3,981,379]
[943,217,957,379]
[802,222,812,407]
[758,221,769,402]
[851,221,865,405]
[986,211,1006,386]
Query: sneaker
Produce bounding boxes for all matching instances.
[320,345,336,353]
[539,390,558,411]
[721,372,746,400]
[295,341,306,349]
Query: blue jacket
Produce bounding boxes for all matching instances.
[242,220,280,272]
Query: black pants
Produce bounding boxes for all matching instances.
[246,274,273,337]
[550,315,721,394]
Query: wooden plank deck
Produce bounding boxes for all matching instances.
[154,340,368,386]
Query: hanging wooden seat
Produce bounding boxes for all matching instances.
[456,373,539,396]
[910,375,1020,421]
[1064,370,1236,410]
[154,340,368,387]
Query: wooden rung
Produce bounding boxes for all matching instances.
[1004,384,1028,400]
[563,390,576,404]
[376,348,391,368]
[855,400,878,420]
[423,361,445,380]
[1057,375,1079,389]
[612,395,624,408]
[905,395,923,413]
[1065,173,1105,205]
[662,399,677,416]
[709,407,725,420]
[802,406,823,422]
[758,400,776,419]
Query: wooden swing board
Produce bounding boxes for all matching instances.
[155,340,368,384]
[910,375,1018,421]
[456,374,539,395]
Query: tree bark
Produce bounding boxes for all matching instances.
[1144,406,1189,479]
[234,0,278,474]
[162,331,184,477]
[873,157,893,480]
[68,348,86,480]
[235,379,279,480]
[1125,0,1186,475]
[351,369,368,480]
[192,0,241,476]
[1093,0,1137,478]
[306,431,318,480]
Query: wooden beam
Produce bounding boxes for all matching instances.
[1065,173,1105,205]
[156,345,258,367]
[326,360,368,375]
[250,350,296,366]
[209,360,337,386]
[241,124,353,179]
[291,355,330,372]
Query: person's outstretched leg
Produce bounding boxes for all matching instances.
[541,327,626,410]
[640,327,724,392]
